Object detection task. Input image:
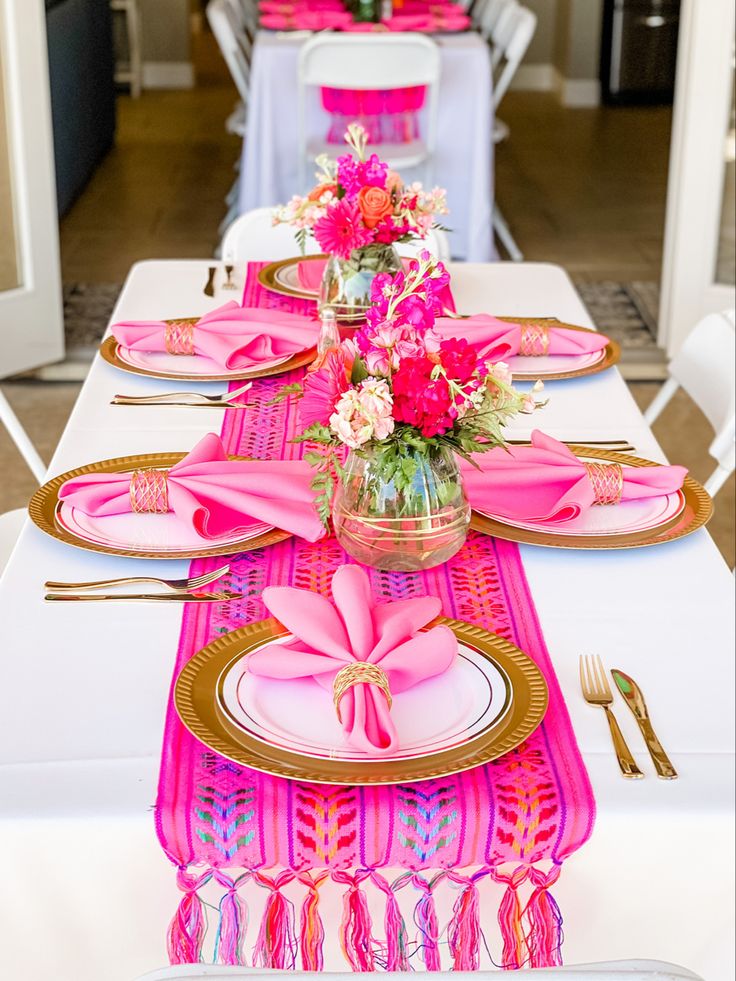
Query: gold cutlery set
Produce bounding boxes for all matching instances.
[580,654,677,780]
[204,264,237,296]
[110,382,252,409]
[44,564,238,604]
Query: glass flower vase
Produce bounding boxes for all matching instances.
[332,443,470,571]
[320,243,402,324]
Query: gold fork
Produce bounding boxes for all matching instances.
[45,562,231,593]
[580,654,643,779]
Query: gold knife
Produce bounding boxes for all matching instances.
[611,669,678,780]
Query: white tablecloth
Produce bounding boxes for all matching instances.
[0,261,733,981]
[239,32,496,262]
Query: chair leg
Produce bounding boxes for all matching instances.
[493,205,523,261]
[704,462,735,498]
[643,376,679,426]
[127,0,143,98]
[0,390,47,483]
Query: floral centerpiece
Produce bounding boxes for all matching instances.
[273,123,448,321]
[278,252,543,571]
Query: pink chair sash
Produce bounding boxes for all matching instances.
[320,85,426,144]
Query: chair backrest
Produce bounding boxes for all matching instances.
[0,388,46,483]
[222,209,450,266]
[207,0,250,103]
[492,4,537,107]
[669,309,735,462]
[221,207,319,262]
[396,227,452,263]
[135,958,705,980]
[297,33,441,190]
[479,0,515,42]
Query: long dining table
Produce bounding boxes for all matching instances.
[0,259,733,981]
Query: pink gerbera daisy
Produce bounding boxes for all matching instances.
[299,343,356,428]
[313,198,373,260]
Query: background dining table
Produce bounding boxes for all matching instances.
[0,260,732,981]
[238,30,496,261]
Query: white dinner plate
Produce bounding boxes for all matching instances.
[218,636,512,763]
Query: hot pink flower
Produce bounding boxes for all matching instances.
[392,356,458,437]
[313,198,373,260]
[299,343,355,428]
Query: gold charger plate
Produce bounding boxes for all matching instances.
[497,318,621,381]
[174,616,549,785]
[469,445,713,550]
[258,254,326,302]
[258,255,369,324]
[28,452,291,560]
[100,329,316,382]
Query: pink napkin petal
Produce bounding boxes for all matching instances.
[258,584,352,660]
[331,565,376,662]
[370,594,442,662]
[247,565,458,755]
[461,430,688,523]
[111,301,319,372]
[58,433,325,542]
[434,315,609,362]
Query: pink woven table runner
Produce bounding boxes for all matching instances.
[155,263,595,971]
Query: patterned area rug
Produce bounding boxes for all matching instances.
[40,279,667,381]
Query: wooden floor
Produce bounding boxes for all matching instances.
[61,35,673,283]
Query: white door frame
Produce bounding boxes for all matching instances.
[0,0,64,378]
[659,0,736,357]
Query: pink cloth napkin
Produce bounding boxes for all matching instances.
[433,315,610,362]
[260,9,352,28]
[58,433,325,542]
[461,430,687,523]
[111,301,319,372]
[247,564,457,754]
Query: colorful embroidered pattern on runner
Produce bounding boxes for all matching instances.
[155,263,595,971]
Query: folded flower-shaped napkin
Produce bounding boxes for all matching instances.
[461,430,687,523]
[58,433,325,542]
[111,301,319,372]
[434,315,609,362]
[247,564,457,754]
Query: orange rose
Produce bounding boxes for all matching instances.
[308,183,337,201]
[357,186,393,229]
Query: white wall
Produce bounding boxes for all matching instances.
[513,0,603,107]
[139,0,193,89]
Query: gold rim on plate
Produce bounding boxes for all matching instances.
[99,329,316,382]
[174,616,549,785]
[259,255,369,324]
[28,452,291,560]
[469,445,713,549]
[258,255,325,302]
[497,318,621,381]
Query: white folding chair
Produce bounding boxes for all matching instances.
[297,33,441,193]
[221,207,320,262]
[481,2,537,261]
[110,0,143,98]
[644,309,736,497]
[396,226,452,263]
[207,0,251,119]
[136,960,705,980]
[220,208,450,265]
[0,388,47,578]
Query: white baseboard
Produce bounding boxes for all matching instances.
[552,68,601,107]
[142,61,195,90]
[510,63,556,91]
